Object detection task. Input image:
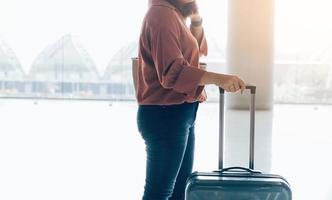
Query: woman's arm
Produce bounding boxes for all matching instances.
[199,71,246,93]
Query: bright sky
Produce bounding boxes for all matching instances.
[1,0,332,73]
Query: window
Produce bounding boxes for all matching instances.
[2,0,331,104]
[275,0,332,104]
[0,0,230,101]
[0,0,147,100]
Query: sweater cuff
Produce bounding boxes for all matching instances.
[173,66,206,98]
[199,35,208,56]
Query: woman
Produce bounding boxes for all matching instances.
[136,0,246,199]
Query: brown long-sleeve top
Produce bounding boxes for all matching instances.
[136,0,208,105]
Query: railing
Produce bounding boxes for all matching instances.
[1,61,332,104]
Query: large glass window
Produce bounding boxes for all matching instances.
[0,0,228,101]
[1,0,332,104]
[0,0,147,100]
[275,0,332,104]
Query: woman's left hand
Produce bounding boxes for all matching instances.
[190,13,201,20]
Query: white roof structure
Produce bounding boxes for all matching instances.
[29,34,99,82]
[0,39,24,80]
[103,42,138,83]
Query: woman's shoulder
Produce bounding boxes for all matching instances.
[145,6,180,29]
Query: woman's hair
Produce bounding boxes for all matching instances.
[166,0,198,18]
[165,0,179,9]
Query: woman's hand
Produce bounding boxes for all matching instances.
[190,13,201,22]
[199,71,246,93]
[216,74,246,93]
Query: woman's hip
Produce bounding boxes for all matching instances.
[136,102,199,137]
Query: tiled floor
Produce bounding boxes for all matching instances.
[0,100,331,200]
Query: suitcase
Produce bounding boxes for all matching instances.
[185,86,292,200]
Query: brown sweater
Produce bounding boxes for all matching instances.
[136,0,208,105]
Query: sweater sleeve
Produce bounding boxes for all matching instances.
[150,21,206,98]
[198,29,208,56]
[189,26,208,57]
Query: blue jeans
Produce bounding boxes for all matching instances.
[137,102,199,200]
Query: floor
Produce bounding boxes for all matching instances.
[0,100,331,200]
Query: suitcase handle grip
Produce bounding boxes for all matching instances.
[215,167,261,174]
[219,85,256,94]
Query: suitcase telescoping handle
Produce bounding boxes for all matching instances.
[218,85,256,170]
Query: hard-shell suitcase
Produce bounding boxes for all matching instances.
[185,86,292,200]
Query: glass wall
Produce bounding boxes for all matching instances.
[0,0,229,101]
[274,0,332,104]
[0,0,146,100]
[2,0,332,104]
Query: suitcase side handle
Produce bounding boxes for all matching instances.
[218,85,256,170]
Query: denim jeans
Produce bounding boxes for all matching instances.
[137,102,199,200]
